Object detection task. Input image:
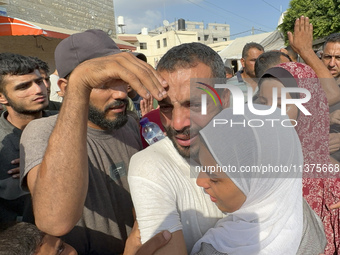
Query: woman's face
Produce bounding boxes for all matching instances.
[258,78,299,121]
[196,142,246,213]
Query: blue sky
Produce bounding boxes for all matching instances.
[113,0,292,39]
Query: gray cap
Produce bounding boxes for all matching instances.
[55,29,146,78]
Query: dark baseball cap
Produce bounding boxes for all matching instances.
[55,29,146,78]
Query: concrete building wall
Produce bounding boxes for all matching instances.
[0,0,116,71]
[2,0,116,34]
[122,31,198,67]
[152,20,230,45]
[0,35,61,71]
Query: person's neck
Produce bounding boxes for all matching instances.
[241,72,257,90]
[87,120,103,130]
[6,108,43,130]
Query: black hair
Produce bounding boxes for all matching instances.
[323,33,340,48]
[225,66,234,75]
[255,51,292,78]
[242,42,264,59]
[156,42,226,78]
[28,56,50,74]
[0,53,38,93]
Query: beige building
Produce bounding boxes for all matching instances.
[152,19,231,45]
[118,19,231,67]
[120,30,199,67]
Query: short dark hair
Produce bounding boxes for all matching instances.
[0,53,38,93]
[242,42,264,59]
[156,42,226,78]
[0,222,45,255]
[323,33,340,48]
[29,56,50,74]
[225,66,234,75]
[255,51,291,78]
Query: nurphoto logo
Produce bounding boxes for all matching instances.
[198,82,312,128]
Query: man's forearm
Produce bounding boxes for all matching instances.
[30,75,90,236]
[288,16,340,106]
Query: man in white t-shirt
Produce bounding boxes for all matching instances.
[128,42,230,254]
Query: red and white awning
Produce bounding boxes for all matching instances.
[0,16,70,39]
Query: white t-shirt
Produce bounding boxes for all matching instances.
[128,137,224,252]
[49,74,63,103]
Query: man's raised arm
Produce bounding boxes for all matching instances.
[24,53,167,236]
[288,16,340,106]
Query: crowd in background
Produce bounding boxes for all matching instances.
[0,15,340,255]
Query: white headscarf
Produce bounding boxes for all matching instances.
[191,105,303,255]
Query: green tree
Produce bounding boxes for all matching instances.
[279,0,340,43]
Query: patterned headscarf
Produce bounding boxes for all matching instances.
[260,62,339,254]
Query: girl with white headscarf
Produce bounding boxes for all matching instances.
[191,105,326,255]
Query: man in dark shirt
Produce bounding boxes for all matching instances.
[0,52,50,224]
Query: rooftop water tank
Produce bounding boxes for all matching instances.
[178,18,185,31]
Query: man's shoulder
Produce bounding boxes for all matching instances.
[119,116,142,142]
[0,111,10,131]
[131,137,174,160]
[0,112,20,143]
[125,115,139,130]
[30,113,58,125]
[23,114,58,138]
[129,137,187,176]
[227,75,238,84]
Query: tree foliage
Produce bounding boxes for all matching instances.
[279,0,340,44]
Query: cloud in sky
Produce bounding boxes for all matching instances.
[113,0,290,38]
[117,10,162,34]
[113,0,202,33]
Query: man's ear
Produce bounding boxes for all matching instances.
[240,58,246,68]
[0,92,8,105]
[57,78,68,97]
[221,89,230,109]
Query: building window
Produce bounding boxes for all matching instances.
[204,35,209,41]
[157,40,160,48]
[223,38,227,41]
[198,37,201,41]
[213,38,218,42]
[195,24,200,29]
[163,38,167,47]
[140,42,147,50]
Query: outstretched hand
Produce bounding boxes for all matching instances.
[286,15,340,106]
[140,96,154,117]
[287,16,313,55]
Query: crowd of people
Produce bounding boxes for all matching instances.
[0,15,339,255]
